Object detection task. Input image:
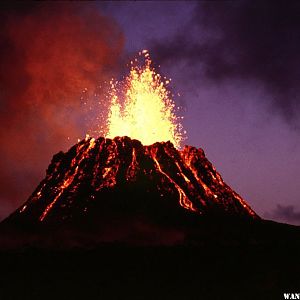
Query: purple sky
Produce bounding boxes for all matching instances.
[0,2,299,225]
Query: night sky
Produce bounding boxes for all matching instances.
[0,1,299,225]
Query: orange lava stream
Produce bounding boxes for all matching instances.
[149,147,197,212]
[39,179,70,221]
[126,147,137,181]
[180,152,214,198]
[39,137,96,221]
[232,191,257,217]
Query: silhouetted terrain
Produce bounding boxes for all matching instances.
[0,227,299,300]
[1,218,299,299]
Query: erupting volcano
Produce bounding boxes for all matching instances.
[2,51,258,245]
[1,4,299,299]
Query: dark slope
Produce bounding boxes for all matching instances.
[1,136,260,246]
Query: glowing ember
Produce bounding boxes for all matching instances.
[105,50,184,148]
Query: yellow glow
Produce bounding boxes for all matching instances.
[105,50,184,148]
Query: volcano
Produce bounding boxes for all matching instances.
[1,52,260,246]
[2,136,259,245]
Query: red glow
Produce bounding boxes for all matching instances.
[0,3,124,213]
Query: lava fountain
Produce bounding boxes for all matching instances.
[105,50,184,148]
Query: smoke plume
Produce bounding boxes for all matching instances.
[0,2,124,219]
[152,1,300,124]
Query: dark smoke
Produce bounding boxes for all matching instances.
[151,1,300,124]
[0,2,124,219]
[265,204,300,225]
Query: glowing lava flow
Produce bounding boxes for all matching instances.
[148,147,197,212]
[39,137,96,221]
[105,50,184,148]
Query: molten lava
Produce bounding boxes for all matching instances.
[105,50,184,148]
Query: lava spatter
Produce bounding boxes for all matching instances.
[105,50,184,148]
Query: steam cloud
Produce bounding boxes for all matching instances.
[0,2,124,219]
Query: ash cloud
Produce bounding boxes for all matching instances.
[151,1,300,124]
[0,2,124,219]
